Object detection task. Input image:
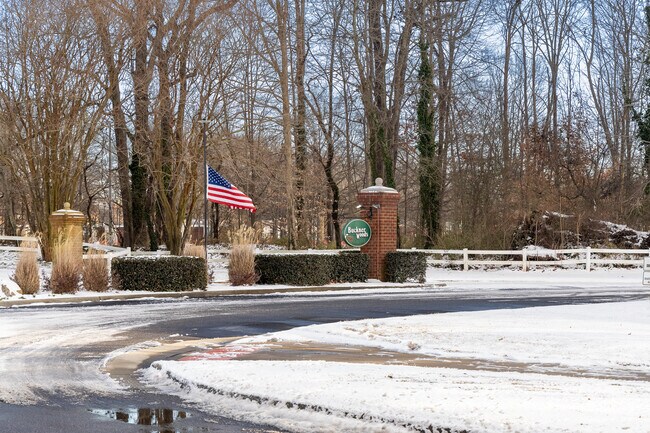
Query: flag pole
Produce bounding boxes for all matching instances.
[201,120,208,261]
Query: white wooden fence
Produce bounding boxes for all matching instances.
[182,247,650,271]
[82,243,133,275]
[209,247,650,271]
[4,235,648,272]
[0,235,41,259]
[403,247,650,271]
[206,248,342,266]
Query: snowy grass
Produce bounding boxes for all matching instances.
[146,300,650,433]
[1,246,649,303]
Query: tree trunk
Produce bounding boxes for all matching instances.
[416,38,439,248]
[131,0,152,249]
[277,0,296,249]
[294,0,308,246]
[88,2,133,247]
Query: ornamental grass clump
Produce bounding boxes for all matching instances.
[49,234,81,294]
[183,243,206,259]
[82,249,109,292]
[12,240,40,295]
[228,226,259,286]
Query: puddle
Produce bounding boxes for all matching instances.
[90,407,189,431]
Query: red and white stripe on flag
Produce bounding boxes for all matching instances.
[206,165,257,212]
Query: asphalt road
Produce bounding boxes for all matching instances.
[1,287,648,433]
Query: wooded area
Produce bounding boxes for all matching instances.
[1,0,650,253]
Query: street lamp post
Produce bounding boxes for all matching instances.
[200,120,208,260]
[108,127,114,242]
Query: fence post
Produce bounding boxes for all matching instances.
[106,252,113,278]
[522,250,528,272]
[585,247,591,272]
[463,248,469,271]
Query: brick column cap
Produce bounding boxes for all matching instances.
[359,178,398,194]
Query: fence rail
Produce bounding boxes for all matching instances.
[402,247,650,271]
[4,235,647,272]
[0,235,41,259]
[207,247,650,272]
[82,242,132,275]
[207,248,351,266]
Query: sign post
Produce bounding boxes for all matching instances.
[342,219,372,248]
[643,257,650,285]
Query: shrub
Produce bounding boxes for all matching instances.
[229,226,259,245]
[255,252,369,285]
[183,243,206,259]
[384,251,427,283]
[229,244,259,285]
[112,256,207,291]
[49,235,81,294]
[228,226,259,286]
[183,243,212,284]
[13,241,40,295]
[331,251,369,283]
[256,254,331,285]
[82,249,109,292]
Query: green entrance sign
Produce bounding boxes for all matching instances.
[342,219,372,247]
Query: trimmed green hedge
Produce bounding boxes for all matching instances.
[255,255,330,285]
[112,256,207,291]
[384,251,426,283]
[331,251,369,283]
[255,252,369,285]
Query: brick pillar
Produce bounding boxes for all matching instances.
[358,178,400,281]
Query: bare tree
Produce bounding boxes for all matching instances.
[580,0,644,208]
[351,0,416,188]
[88,0,133,246]
[305,0,346,247]
[0,0,108,257]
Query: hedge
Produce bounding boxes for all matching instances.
[384,251,426,283]
[331,251,369,283]
[112,256,207,292]
[255,252,369,285]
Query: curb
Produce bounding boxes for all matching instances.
[0,283,432,308]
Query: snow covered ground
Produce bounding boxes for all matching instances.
[1,244,649,304]
[2,249,650,432]
[144,300,650,433]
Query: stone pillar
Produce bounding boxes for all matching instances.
[49,202,86,261]
[358,178,400,280]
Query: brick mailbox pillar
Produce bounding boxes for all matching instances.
[49,202,86,262]
[357,178,400,281]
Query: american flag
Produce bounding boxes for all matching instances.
[206,165,257,212]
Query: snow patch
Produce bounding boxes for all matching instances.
[145,301,650,432]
